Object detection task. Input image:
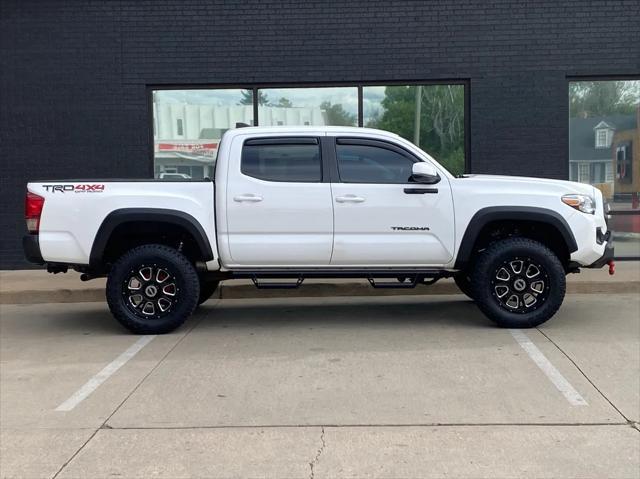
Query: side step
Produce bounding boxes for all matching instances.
[223,269,451,290]
[367,276,419,289]
[251,275,305,289]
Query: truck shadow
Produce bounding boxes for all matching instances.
[194,295,489,331]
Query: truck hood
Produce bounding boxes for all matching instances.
[459,174,596,197]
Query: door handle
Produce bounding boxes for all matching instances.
[335,195,365,203]
[404,188,438,194]
[233,194,263,203]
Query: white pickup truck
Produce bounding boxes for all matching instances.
[24,126,614,334]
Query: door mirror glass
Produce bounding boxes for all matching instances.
[412,162,441,184]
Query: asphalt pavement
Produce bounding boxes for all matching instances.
[1,293,638,478]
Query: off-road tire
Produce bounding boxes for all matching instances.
[454,273,474,300]
[470,237,565,328]
[106,244,200,334]
[198,279,220,305]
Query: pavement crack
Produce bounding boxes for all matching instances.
[537,327,630,422]
[309,426,326,479]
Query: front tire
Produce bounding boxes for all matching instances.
[454,273,474,299]
[106,244,200,334]
[470,238,566,328]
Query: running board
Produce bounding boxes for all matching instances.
[224,269,451,290]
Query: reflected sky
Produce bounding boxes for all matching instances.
[154,86,386,118]
[153,85,457,120]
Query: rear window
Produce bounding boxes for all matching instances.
[241,138,321,182]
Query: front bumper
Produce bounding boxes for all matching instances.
[23,234,44,264]
[586,240,614,269]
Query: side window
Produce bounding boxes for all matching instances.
[336,143,416,184]
[241,139,321,182]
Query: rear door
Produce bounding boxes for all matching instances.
[225,136,334,267]
[329,137,455,266]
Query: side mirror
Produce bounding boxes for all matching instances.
[412,162,441,184]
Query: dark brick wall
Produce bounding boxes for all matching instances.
[1,0,639,268]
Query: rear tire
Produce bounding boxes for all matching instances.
[106,244,200,334]
[470,237,565,328]
[198,279,220,305]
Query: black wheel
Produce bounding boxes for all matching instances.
[454,273,474,299]
[198,279,220,305]
[106,244,200,334]
[470,237,566,328]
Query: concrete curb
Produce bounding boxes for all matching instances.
[1,280,638,305]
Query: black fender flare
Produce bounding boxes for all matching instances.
[454,206,578,270]
[89,208,214,268]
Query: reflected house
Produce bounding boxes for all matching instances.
[569,105,639,237]
[569,111,637,198]
[153,101,326,179]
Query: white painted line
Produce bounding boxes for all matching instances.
[55,335,156,412]
[509,329,588,407]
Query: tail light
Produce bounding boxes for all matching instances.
[25,191,45,233]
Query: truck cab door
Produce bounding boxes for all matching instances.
[222,135,334,267]
[329,137,455,266]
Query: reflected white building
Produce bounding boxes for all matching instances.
[153,101,326,179]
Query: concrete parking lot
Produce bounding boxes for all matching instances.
[1,293,639,478]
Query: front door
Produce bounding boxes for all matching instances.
[330,138,455,266]
[225,136,333,267]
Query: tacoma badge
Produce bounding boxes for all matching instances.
[391,226,430,231]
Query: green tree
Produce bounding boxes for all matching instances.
[238,90,269,106]
[320,101,357,126]
[570,81,640,118]
[273,97,293,107]
[373,85,465,175]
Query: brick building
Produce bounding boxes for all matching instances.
[1,0,639,268]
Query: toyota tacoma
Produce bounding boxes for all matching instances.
[23,126,614,333]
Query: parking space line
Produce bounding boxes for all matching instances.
[55,335,156,412]
[509,329,588,407]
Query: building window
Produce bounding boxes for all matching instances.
[257,87,358,127]
[152,82,467,178]
[569,79,640,259]
[578,163,590,183]
[595,128,608,148]
[363,84,465,176]
[152,89,253,180]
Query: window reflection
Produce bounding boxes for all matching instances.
[152,89,252,179]
[152,84,468,179]
[363,85,465,176]
[569,80,640,258]
[257,87,358,127]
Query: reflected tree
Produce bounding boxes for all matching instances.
[320,101,356,126]
[570,81,640,118]
[238,90,269,106]
[368,85,465,175]
[273,97,293,107]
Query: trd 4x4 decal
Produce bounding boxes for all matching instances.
[43,184,105,193]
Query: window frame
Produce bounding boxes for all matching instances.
[147,80,470,178]
[567,75,640,261]
[240,136,324,184]
[333,137,421,185]
[595,129,608,148]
